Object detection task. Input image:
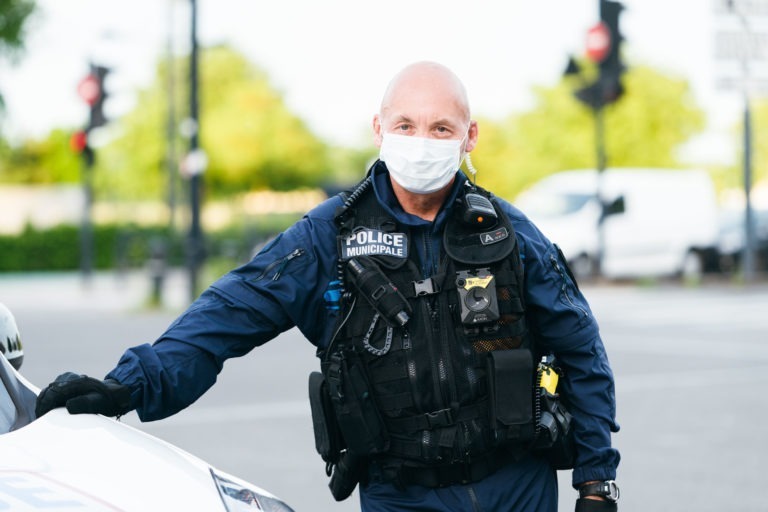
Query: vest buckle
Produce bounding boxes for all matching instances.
[413,278,439,296]
[425,408,454,429]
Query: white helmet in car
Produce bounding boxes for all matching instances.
[0,303,23,370]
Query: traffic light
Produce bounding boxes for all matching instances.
[87,64,109,131]
[77,64,110,132]
[70,130,94,165]
[572,0,625,109]
[598,0,625,103]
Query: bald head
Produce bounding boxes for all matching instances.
[380,61,470,122]
[373,61,477,153]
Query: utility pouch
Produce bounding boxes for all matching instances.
[308,371,344,464]
[487,349,535,444]
[324,352,389,456]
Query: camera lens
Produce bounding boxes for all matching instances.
[465,286,491,312]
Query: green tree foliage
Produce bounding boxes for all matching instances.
[98,45,333,201]
[469,65,706,200]
[0,128,81,183]
[0,0,35,56]
[0,0,36,110]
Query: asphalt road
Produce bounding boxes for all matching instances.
[3,271,767,511]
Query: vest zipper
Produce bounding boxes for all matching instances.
[421,228,454,419]
[436,300,459,408]
[550,254,588,317]
[425,300,448,409]
[423,298,450,461]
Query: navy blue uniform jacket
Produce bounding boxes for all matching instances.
[106,165,620,487]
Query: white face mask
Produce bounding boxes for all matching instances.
[379,133,466,194]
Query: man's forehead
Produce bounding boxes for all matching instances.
[380,63,470,120]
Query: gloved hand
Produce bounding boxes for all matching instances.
[575,498,618,512]
[35,372,132,418]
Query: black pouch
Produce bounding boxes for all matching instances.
[325,353,389,456]
[486,349,535,444]
[308,371,344,464]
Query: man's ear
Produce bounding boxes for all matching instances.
[372,114,384,148]
[465,120,479,152]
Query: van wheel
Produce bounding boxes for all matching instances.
[681,250,703,281]
[570,254,596,280]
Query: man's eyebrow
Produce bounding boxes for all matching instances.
[390,114,413,124]
[431,118,461,128]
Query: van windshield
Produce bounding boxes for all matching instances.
[520,192,593,218]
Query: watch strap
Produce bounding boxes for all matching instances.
[579,480,620,502]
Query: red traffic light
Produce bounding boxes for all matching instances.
[70,130,88,153]
[585,22,611,63]
[77,73,101,106]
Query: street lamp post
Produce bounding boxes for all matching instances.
[187,0,204,301]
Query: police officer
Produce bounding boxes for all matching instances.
[36,61,620,511]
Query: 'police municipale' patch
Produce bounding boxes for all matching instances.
[479,227,509,246]
[340,229,408,260]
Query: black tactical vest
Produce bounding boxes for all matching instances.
[321,176,537,478]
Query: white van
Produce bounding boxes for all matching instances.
[513,168,720,280]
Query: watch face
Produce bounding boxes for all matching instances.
[602,481,620,502]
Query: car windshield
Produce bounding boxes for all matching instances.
[519,192,593,218]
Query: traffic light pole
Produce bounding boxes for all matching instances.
[565,0,624,279]
[594,104,607,277]
[80,149,95,284]
[75,64,109,286]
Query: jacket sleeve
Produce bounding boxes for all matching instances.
[106,200,341,422]
[512,212,621,488]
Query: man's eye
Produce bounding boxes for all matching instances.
[397,125,411,131]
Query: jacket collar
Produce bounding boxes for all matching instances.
[369,159,468,231]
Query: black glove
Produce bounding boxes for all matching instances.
[575,498,618,512]
[35,372,132,418]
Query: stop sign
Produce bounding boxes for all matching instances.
[77,74,101,106]
[585,22,611,63]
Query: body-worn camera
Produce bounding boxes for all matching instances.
[455,268,500,325]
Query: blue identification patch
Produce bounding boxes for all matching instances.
[340,229,408,260]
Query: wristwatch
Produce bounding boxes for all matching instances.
[579,480,620,502]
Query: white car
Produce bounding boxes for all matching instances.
[0,303,295,511]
